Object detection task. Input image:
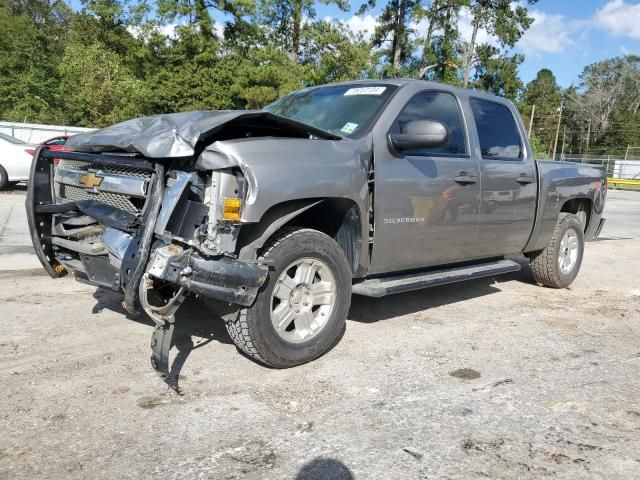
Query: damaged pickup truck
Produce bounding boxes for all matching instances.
[27,80,607,374]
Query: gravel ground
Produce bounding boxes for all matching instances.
[1,190,639,479]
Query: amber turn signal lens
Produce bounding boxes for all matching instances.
[222,198,242,221]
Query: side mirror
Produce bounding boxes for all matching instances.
[388,119,448,152]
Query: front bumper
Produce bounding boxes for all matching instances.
[26,147,267,309]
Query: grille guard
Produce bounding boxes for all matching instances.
[26,147,164,314]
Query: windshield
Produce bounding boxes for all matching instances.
[264,84,398,137]
[0,132,26,144]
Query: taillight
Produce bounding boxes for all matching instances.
[25,149,35,156]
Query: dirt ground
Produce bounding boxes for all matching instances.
[1,193,640,479]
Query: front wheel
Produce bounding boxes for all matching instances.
[225,227,352,368]
[529,213,585,288]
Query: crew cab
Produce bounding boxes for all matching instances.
[27,80,607,374]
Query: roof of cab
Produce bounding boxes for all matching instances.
[325,78,514,105]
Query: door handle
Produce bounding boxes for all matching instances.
[516,174,535,184]
[454,171,477,185]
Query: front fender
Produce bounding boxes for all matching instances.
[196,136,371,224]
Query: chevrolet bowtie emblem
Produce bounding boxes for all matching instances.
[79,172,103,188]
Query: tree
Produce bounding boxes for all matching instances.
[572,56,640,144]
[472,44,523,101]
[521,68,562,153]
[156,0,224,42]
[461,0,536,88]
[0,6,61,122]
[60,41,153,126]
[143,25,236,113]
[358,0,421,76]
[231,45,305,108]
[299,20,372,84]
[256,0,349,63]
[415,0,465,83]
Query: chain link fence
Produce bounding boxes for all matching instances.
[0,121,94,144]
[560,154,640,180]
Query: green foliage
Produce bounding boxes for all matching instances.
[300,20,372,84]
[8,0,635,157]
[471,45,523,101]
[461,0,536,88]
[60,41,153,126]
[520,68,562,155]
[528,133,547,158]
[0,6,61,122]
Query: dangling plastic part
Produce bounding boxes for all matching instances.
[139,273,187,376]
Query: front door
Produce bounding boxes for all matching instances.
[369,90,481,275]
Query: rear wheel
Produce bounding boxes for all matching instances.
[529,213,584,288]
[225,227,352,368]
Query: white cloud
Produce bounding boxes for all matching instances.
[595,0,640,40]
[127,22,223,40]
[516,10,575,57]
[342,14,378,41]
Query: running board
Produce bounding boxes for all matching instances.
[352,259,521,297]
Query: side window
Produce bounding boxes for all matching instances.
[470,99,522,160]
[391,91,467,156]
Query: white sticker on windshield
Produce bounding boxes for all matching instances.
[341,122,358,134]
[344,87,387,96]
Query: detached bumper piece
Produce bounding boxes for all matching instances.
[140,244,267,376]
[146,245,269,307]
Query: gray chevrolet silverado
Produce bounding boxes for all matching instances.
[27,80,607,374]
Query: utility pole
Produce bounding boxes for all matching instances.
[552,102,563,161]
[528,104,535,138]
[560,125,566,159]
[585,119,591,157]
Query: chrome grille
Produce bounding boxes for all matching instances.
[56,159,151,214]
[58,160,150,178]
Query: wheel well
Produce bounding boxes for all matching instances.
[280,198,362,274]
[245,199,358,271]
[237,198,363,274]
[560,198,591,232]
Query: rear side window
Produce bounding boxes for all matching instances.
[470,99,522,160]
[391,91,467,156]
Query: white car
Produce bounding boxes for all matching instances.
[0,132,35,188]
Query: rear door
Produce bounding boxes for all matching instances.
[369,89,481,275]
[468,98,537,256]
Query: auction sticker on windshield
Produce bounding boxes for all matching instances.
[344,87,387,96]
[341,122,358,134]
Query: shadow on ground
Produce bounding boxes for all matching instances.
[91,287,232,390]
[349,255,533,323]
[0,184,27,194]
[89,256,536,386]
[296,457,354,480]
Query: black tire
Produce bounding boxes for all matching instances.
[0,165,8,190]
[225,227,352,368]
[529,213,584,288]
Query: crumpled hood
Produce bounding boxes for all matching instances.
[65,110,340,158]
